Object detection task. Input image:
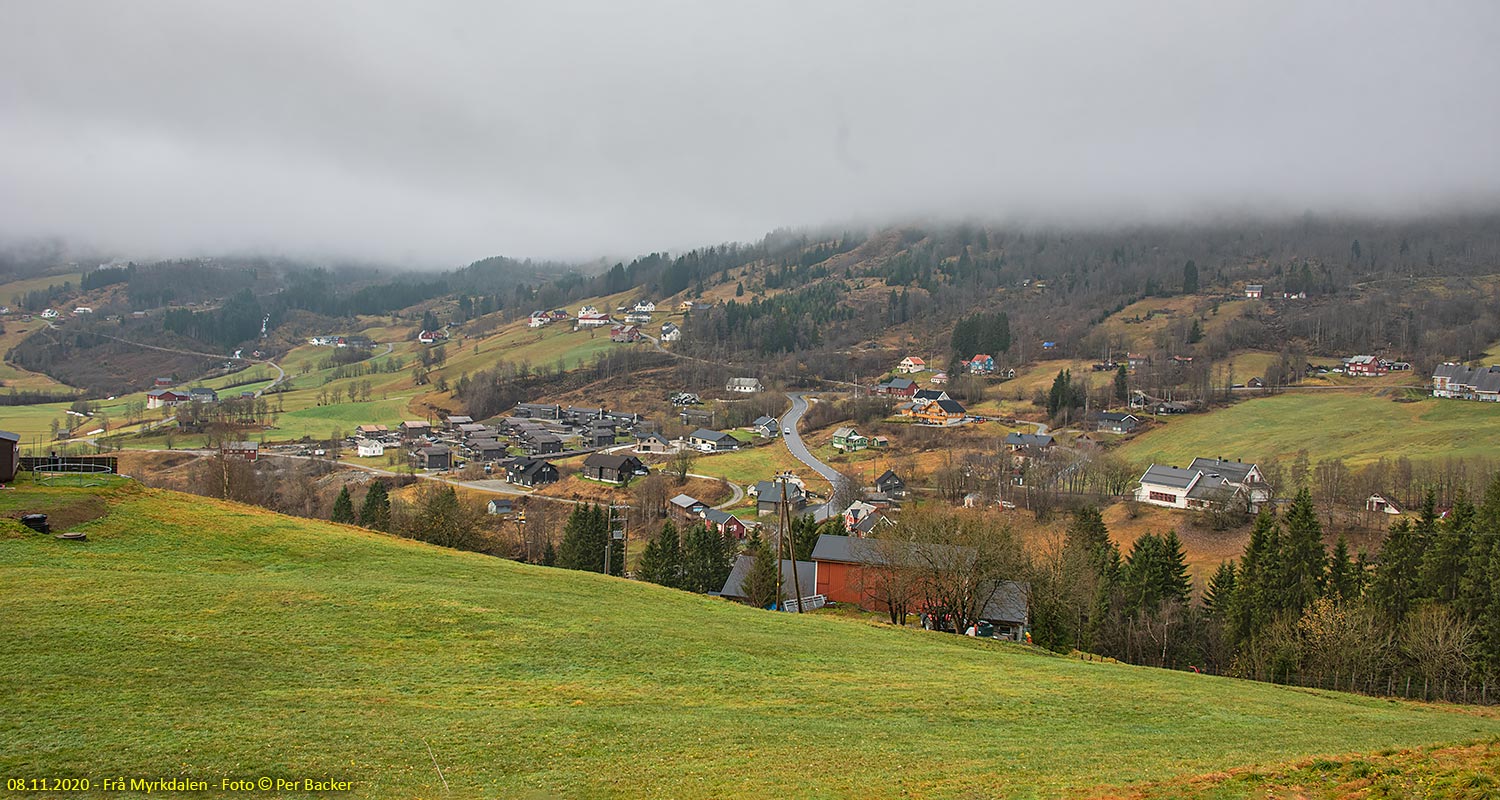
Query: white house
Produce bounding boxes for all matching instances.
[1245,284,1263,299]
[632,301,656,313]
[72,306,93,315]
[1366,494,1403,515]
[660,322,681,342]
[356,439,385,458]
[897,356,927,374]
[726,377,763,393]
[40,308,59,319]
[1136,457,1269,511]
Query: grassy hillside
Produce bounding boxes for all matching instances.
[2,480,1497,799]
[1118,392,1500,468]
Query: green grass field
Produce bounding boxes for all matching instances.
[1119,392,1500,467]
[3,480,1497,799]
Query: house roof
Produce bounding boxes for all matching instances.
[669,494,703,509]
[0,430,19,443]
[754,481,805,502]
[718,555,817,602]
[1187,457,1258,485]
[637,432,671,444]
[832,426,860,439]
[583,452,641,470]
[447,415,474,424]
[1139,464,1199,489]
[401,420,431,428]
[932,399,966,414]
[875,469,904,487]
[703,508,743,526]
[1092,411,1139,424]
[913,389,946,401]
[224,441,258,450]
[1005,432,1054,447]
[1434,363,1500,393]
[727,377,762,387]
[878,377,916,390]
[752,415,777,427]
[417,446,451,456]
[690,428,737,443]
[809,534,1028,623]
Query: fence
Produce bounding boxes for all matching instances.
[782,594,827,613]
[22,455,119,474]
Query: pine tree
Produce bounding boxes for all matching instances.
[541,540,557,566]
[1114,363,1128,403]
[1160,530,1192,604]
[1187,319,1203,344]
[330,486,356,524]
[358,480,390,530]
[1279,488,1326,616]
[735,281,744,297]
[740,535,781,609]
[637,521,683,589]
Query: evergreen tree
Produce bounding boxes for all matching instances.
[681,521,734,593]
[735,281,744,297]
[358,480,390,530]
[557,504,619,574]
[330,485,356,524]
[1183,260,1199,294]
[541,540,556,567]
[1229,509,1280,644]
[1460,475,1500,678]
[1278,488,1325,616]
[1114,363,1128,403]
[1420,490,1471,604]
[740,534,781,609]
[1325,536,1357,603]
[1187,319,1203,344]
[421,309,439,331]
[1203,561,1237,620]
[637,521,683,589]
[1370,518,1420,621]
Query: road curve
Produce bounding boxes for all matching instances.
[782,392,841,521]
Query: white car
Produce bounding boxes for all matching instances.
[783,427,793,435]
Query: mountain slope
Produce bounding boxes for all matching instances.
[2,480,1496,799]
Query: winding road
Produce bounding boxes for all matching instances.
[782,392,841,522]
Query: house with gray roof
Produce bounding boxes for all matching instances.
[753,480,806,516]
[1136,457,1269,511]
[689,428,740,452]
[1004,432,1054,450]
[1432,362,1500,402]
[717,555,817,608]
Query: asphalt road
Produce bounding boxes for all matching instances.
[782,392,841,521]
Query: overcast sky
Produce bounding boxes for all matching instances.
[3,1,1498,266]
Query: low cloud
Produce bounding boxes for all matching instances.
[2,1,1497,265]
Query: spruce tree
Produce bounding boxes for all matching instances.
[1370,518,1420,621]
[1114,363,1128,403]
[740,535,781,609]
[330,486,356,524]
[1325,536,1357,603]
[1278,488,1325,617]
[1182,260,1199,294]
[541,540,557,567]
[680,521,733,593]
[1204,561,1236,620]
[558,504,611,573]
[1229,508,1280,644]
[359,480,391,530]
[1420,490,1471,604]
[637,521,683,589]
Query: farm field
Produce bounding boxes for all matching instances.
[2,480,1498,799]
[1118,392,1500,467]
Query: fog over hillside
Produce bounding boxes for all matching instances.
[2,1,1498,264]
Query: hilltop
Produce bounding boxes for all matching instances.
[2,478,1497,799]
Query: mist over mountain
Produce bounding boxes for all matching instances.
[3,2,1498,265]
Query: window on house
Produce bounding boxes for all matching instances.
[1148,491,1177,503]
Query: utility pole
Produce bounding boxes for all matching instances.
[777,473,804,613]
[518,507,529,563]
[605,503,629,577]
